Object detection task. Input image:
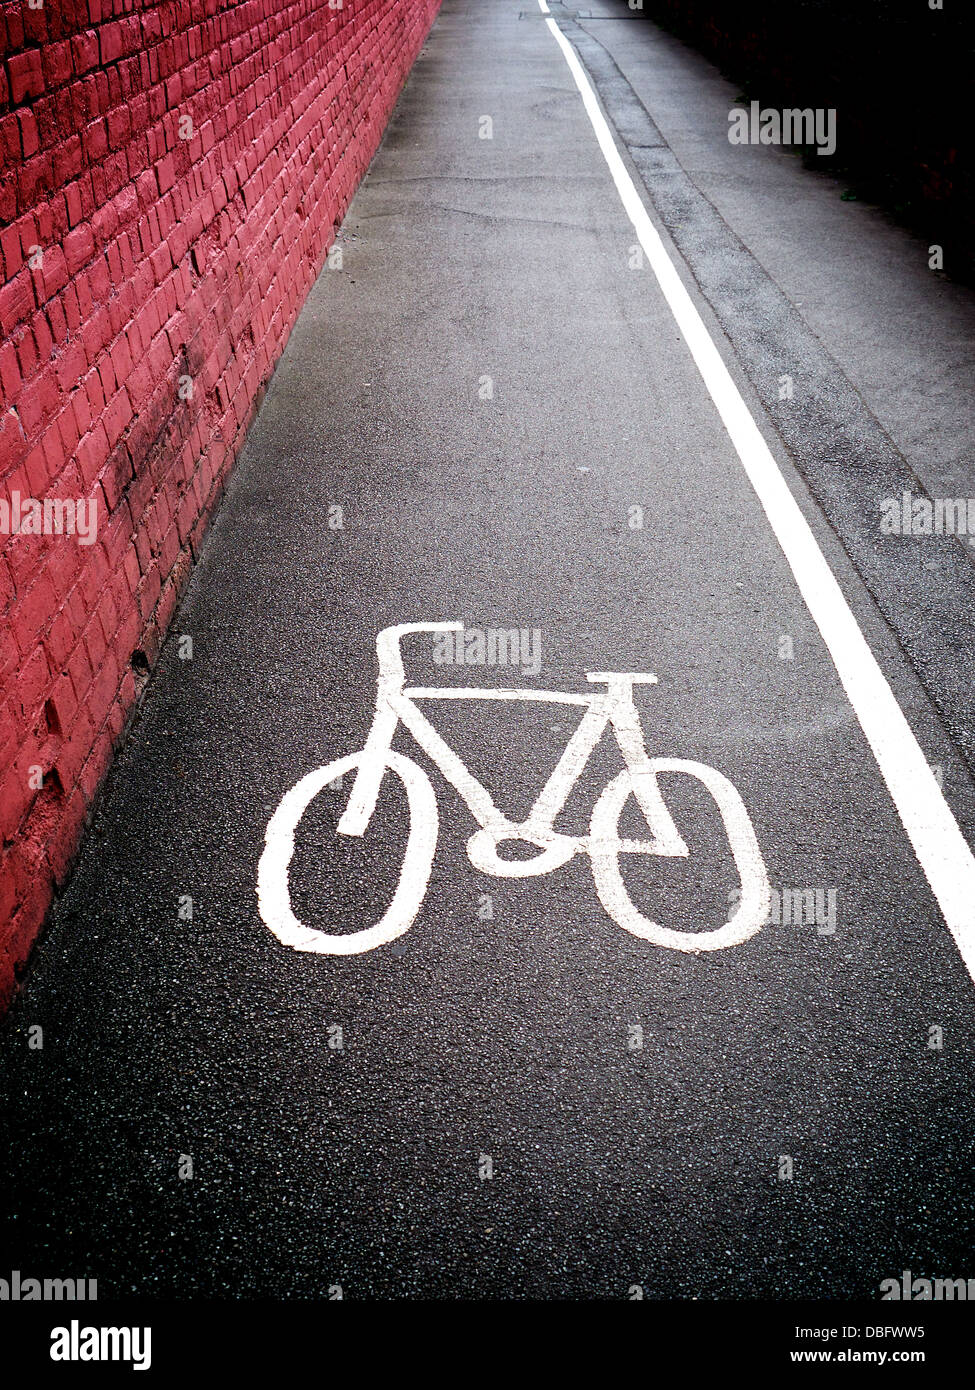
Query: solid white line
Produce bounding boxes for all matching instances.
[539,2,975,982]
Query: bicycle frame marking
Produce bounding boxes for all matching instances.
[258,623,771,956]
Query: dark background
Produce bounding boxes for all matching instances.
[631,0,975,281]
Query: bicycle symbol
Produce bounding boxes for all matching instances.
[258,622,771,955]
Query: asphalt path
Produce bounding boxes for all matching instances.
[2,0,974,1300]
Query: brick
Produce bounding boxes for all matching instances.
[55,338,88,393]
[72,30,100,76]
[17,110,40,160]
[41,42,74,91]
[76,421,110,488]
[63,223,95,276]
[0,0,443,1010]
[34,244,69,302]
[8,52,44,104]
[84,118,109,164]
[98,22,125,66]
[0,342,23,402]
[0,271,36,338]
[14,644,50,725]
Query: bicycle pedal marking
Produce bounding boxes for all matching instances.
[257,622,772,956]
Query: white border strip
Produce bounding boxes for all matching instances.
[540,2,975,982]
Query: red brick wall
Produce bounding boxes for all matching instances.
[0,0,440,1007]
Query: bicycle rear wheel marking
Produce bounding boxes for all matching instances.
[258,751,438,955]
[589,757,770,951]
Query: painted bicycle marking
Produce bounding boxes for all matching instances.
[257,622,771,954]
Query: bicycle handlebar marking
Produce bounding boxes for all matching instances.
[258,623,771,956]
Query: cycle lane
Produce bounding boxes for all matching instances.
[2,0,974,1298]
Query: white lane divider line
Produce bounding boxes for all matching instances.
[538,0,975,984]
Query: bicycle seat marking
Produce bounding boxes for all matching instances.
[257,622,771,955]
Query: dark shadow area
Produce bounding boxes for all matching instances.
[629,0,975,283]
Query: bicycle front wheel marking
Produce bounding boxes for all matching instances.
[589,757,770,952]
[257,750,438,955]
